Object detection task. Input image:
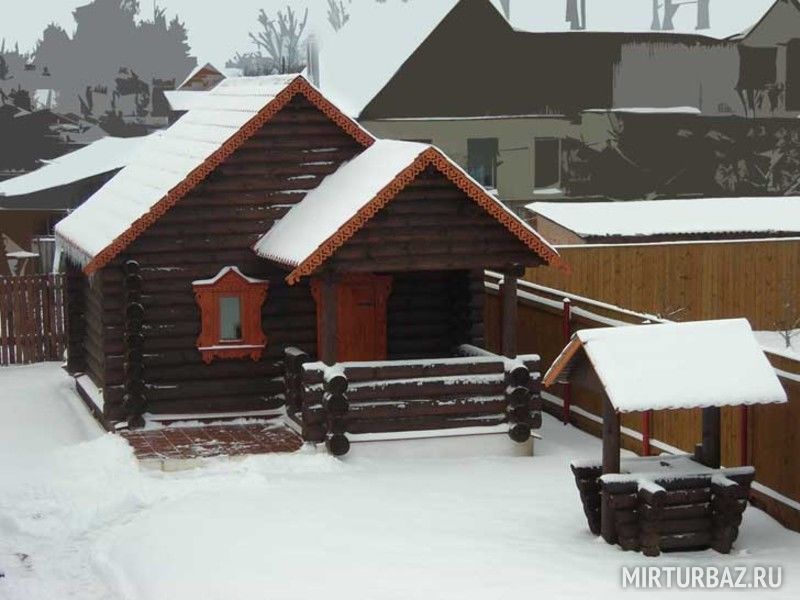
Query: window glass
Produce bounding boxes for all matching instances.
[219,296,242,341]
[467,138,499,188]
[534,138,561,189]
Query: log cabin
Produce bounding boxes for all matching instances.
[54,74,564,454]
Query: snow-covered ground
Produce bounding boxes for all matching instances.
[1,363,799,600]
[756,330,800,360]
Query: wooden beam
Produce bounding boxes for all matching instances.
[319,273,338,366]
[602,395,621,475]
[701,406,721,468]
[501,265,524,358]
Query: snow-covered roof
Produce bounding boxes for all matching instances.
[177,62,223,90]
[255,138,560,283]
[543,319,787,412]
[163,89,209,112]
[528,197,800,240]
[318,0,777,117]
[255,140,429,267]
[0,136,150,198]
[54,74,375,272]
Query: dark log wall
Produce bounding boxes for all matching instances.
[89,95,364,418]
[386,270,484,360]
[327,165,541,273]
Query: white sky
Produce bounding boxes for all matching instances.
[2,0,330,65]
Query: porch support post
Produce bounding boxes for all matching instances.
[601,394,621,544]
[602,395,621,475]
[701,406,721,469]
[501,264,524,358]
[320,272,338,366]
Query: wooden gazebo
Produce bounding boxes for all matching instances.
[543,319,787,556]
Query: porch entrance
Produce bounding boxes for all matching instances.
[313,273,393,362]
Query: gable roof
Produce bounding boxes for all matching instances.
[54,75,375,273]
[527,197,800,241]
[542,319,787,412]
[254,139,562,284]
[178,62,224,90]
[318,0,777,118]
[0,135,151,205]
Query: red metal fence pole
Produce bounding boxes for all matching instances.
[562,298,572,425]
[740,405,750,465]
[642,410,652,456]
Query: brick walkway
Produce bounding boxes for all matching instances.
[122,423,303,460]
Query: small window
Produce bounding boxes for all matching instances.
[534,138,561,190]
[467,138,499,188]
[192,267,269,363]
[737,46,777,90]
[219,296,242,341]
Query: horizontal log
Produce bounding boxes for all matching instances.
[144,376,284,401]
[344,414,506,435]
[656,531,713,551]
[306,375,506,403]
[302,357,505,384]
[640,518,712,535]
[146,395,284,416]
[346,396,508,421]
[639,502,711,521]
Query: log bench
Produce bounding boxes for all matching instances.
[570,455,755,557]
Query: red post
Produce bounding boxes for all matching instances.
[562,298,572,425]
[740,405,750,465]
[641,410,651,456]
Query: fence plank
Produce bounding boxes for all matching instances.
[0,275,67,366]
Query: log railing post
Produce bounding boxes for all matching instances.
[505,360,532,443]
[501,265,524,359]
[283,347,310,415]
[324,367,350,456]
[122,260,146,429]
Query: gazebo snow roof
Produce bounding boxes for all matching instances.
[254,138,561,284]
[543,319,787,413]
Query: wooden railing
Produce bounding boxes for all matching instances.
[0,274,67,366]
[285,346,541,455]
[485,271,800,533]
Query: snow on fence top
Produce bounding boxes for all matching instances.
[53,74,375,272]
[543,318,787,413]
[0,135,151,201]
[527,197,800,240]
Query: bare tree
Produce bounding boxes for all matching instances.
[249,6,309,74]
[328,0,351,32]
[775,279,800,349]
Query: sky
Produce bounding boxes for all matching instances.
[2,0,330,66]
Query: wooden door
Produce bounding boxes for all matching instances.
[313,274,393,362]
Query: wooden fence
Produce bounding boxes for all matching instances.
[484,272,800,532]
[524,239,800,331]
[0,275,67,365]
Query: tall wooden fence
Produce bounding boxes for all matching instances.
[484,272,800,532]
[0,275,67,365]
[524,239,800,331]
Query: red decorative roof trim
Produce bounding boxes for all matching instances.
[285,147,566,284]
[84,76,375,274]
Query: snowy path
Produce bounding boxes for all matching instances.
[1,363,799,599]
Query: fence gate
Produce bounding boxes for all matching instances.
[0,275,67,366]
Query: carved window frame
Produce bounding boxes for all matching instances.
[192,267,268,364]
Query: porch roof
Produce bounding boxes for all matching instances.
[542,319,787,413]
[253,139,562,284]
